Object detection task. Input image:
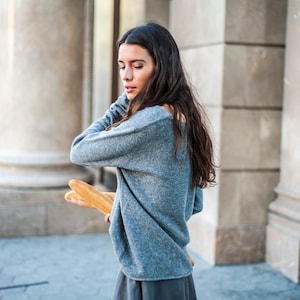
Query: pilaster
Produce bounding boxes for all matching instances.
[266,0,300,283]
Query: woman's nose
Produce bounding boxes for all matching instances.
[122,67,133,81]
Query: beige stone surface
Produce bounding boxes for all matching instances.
[0,205,47,236]
[170,0,225,46]
[188,214,217,264]
[120,0,145,33]
[205,107,222,170]
[267,219,300,283]
[0,0,92,188]
[0,187,108,237]
[225,0,287,44]
[279,0,300,190]
[201,182,221,223]
[0,0,85,153]
[0,0,97,236]
[181,45,224,107]
[266,0,300,283]
[268,208,300,237]
[0,159,92,188]
[221,109,281,169]
[219,171,279,226]
[175,1,285,268]
[47,202,109,235]
[189,215,266,264]
[92,0,114,121]
[223,45,284,108]
[145,0,169,28]
[215,224,266,264]
[270,190,300,223]
[120,0,169,33]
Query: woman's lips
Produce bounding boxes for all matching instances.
[125,86,136,93]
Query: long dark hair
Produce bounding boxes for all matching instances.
[115,22,216,188]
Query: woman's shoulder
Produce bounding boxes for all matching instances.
[108,105,171,135]
[135,104,186,123]
[130,105,172,127]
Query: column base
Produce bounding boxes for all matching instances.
[0,185,109,237]
[0,153,94,188]
[266,198,300,283]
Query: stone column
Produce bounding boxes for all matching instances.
[266,0,300,283]
[170,0,286,264]
[0,0,105,236]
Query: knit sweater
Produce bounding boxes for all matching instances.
[70,93,203,281]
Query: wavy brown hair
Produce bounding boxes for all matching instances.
[114,23,216,188]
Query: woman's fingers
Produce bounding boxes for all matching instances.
[105,213,111,223]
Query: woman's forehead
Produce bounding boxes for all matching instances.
[118,43,151,60]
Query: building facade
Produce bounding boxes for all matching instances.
[0,0,299,283]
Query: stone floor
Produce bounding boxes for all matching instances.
[0,233,299,300]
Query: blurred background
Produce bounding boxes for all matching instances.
[0,0,299,285]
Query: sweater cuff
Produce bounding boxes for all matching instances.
[192,187,203,214]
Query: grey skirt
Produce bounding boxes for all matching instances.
[112,271,197,300]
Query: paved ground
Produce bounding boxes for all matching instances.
[0,233,300,300]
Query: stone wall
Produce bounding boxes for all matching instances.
[170,0,286,264]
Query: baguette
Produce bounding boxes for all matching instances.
[65,190,95,208]
[67,179,114,215]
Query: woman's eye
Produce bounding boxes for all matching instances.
[118,64,143,70]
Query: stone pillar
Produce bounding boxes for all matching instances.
[0,0,108,236]
[120,0,169,33]
[170,0,286,264]
[266,0,300,283]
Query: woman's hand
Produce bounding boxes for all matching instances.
[65,190,111,224]
[65,180,115,221]
[105,213,111,223]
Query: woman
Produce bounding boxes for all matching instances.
[70,23,216,300]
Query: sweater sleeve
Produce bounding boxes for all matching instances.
[70,107,168,169]
[193,187,203,214]
[71,92,129,146]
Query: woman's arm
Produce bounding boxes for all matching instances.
[72,93,129,148]
[70,107,169,169]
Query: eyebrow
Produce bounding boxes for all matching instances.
[118,59,146,63]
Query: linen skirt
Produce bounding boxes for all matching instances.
[112,271,197,300]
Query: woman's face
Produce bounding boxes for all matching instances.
[118,43,155,100]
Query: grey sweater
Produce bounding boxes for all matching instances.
[71,93,203,281]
